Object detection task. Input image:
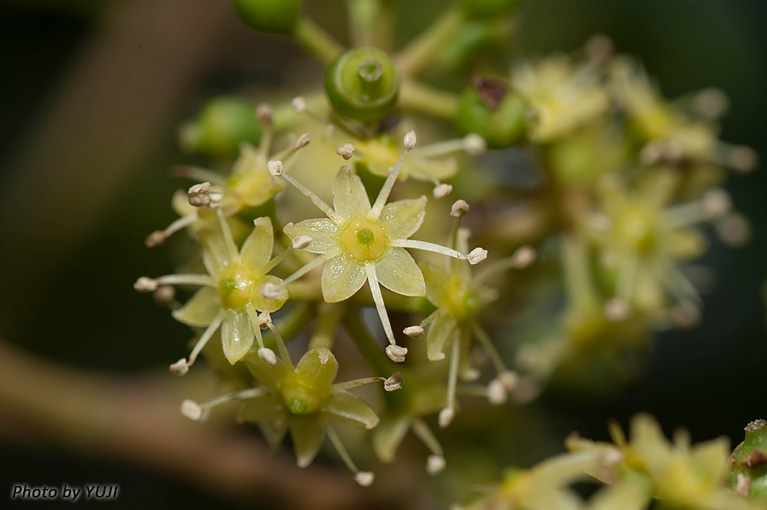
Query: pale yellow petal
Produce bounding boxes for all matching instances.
[236,394,286,423]
[427,315,457,361]
[251,275,288,312]
[372,416,411,463]
[240,217,274,270]
[375,248,425,297]
[333,166,371,219]
[321,391,379,430]
[421,262,451,306]
[295,348,338,394]
[665,229,707,260]
[172,287,220,327]
[321,255,367,303]
[378,196,427,240]
[201,231,229,278]
[284,219,338,254]
[221,310,254,364]
[289,417,325,468]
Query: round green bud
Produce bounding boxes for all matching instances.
[729,419,767,500]
[458,77,528,149]
[233,0,302,34]
[325,48,400,123]
[179,96,263,157]
[460,0,522,19]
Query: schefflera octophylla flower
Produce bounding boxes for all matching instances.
[181,333,399,486]
[135,211,288,374]
[271,131,488,363]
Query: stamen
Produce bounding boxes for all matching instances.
[153,286,176,307]
[418,309,443,329]
[136,274,216,289]
[332,376,386,392]
[282,251,336,285]
[259,282,283,300]
[292,235,313,249]
[716,212,751,247]
[187,312,225,367]
[403,325,424,337]
[615,255,640,301]
[323,424,372,484]
[386,345,408,363]
[440,337,461,428]
[433,183,453,199]
[294,133,312,150]
[134,277,158,292]
[258,347,277,366]
[145,214,197,248]
[369,131,416,219]
[604,297,631,322]
[266,320,292,366]
[412,419,446,475]
[188,181,211,207]
[474,246,537,285]
[389,239,473,261]
[337,143,355,160]
[487,378,508,405]
[384,372,404,391]
[291,96,306,113]
[472,324,509,377]
[467,247,488,265]
[256,103,273,125]
[450,199,470,217]
[364,264,397,348]
[216,208,239,263]
[276,164,341,222]
[181,387,270,422]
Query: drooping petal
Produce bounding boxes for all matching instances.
[421,262,451,306]
[372,416,411,463]
[240,217,274,270]
[221,309,254,364]
[333,166,371,219]
[236,394,287,423]
[321,255,367,303]
[375,248,426,297]
[284,219,339,254]
[201,231,229,278]
[321,391,379,430]
[294,348,338,395]
[172,287,220,327]
[289,417,325,468]
[378,196,427,240]
[427,315,458,361]
[251,275,288,312]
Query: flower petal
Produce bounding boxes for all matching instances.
[372,416,411,463]
[284,219,338,254]
[665,229,707,259]
[294,348,338,394]
[375,248,426,297]
[427,315,457,361]
[289,417,325,468]
[221,310,254,364]
[333,166,370,219]
[236,394,286,423]
[421,262,451,306]
[172,287,220,327]
[321,391,379,430]
[240,217,274,270]
[378,196,427,240]
[321,255,367,303]
[201,231,229,278]
[251,274,288,312]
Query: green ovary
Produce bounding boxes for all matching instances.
[339,217,388,261]
[615,206,658,253]
[446,277,478,322]
[281,382,324,415]
[218,265,257,310]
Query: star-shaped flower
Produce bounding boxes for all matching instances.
[136,211,288,373]
[271,131,487,362]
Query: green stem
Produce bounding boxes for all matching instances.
[399,79,461,123]
[309,304,345,350]
[347,0,393,50]
[561,233,600,315]
[286,281,322,301]
[342,308,393,376]
[294,17,345,65]
[262,302,314,350]
[395,9,464,77]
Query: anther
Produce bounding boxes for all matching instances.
[294,133,312,150]
[258,347,277,366]
[438,407,455,429]
[145,230,166,248]
[267,160,284,176]
[729,146,758,173]
[384,372,404,392]
[257,311,272,330]
[180,399,204,421]
[604,297,631,322]
[256,103,273,125]
[404,130,417,150]
[386,345,408,363]
[498,371,519,392]
[354,472,375,487]
[292,235,313,249]
[602,447,625,467]
[134,277,158,292]
[702,188,731,218]
[487,378,508,405]
[463,133,486,155]
[511,245,537,269]
[433,183,453,199]
[337,143,355,160]
[403,325,424,337]
[153,286,176,307]
[291,96,306,113]
[259,282,283,300]
[585,34,614,62]
[426,455,446,475]
[188,181,212,207]
[170,358,190,376]
[467,247,488,265]
[450,199,470,217]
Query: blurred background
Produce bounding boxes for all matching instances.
[0,0,766,508]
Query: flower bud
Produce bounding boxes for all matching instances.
[729,419,767,500]
[179,96,264,157]
[234,0,302,35]
[458,77,528,148]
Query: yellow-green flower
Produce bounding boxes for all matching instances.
[273,131,486,363]
[136,212,288,372]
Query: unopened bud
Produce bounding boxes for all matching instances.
[337,143,355,160]
[267,160,283,176]
[450,199,470,217]
[354,471,375,487]
[258,347,277,366]
[403,325,424,337]
[292,235,312,249]
[384,372,404,392]
[433,183,453,199]
[426,455,446,475]
[134,277,158,292]
[404,130,417,150]
[467,247,488,265]
[170,358,190,376]
[294,133,312,150]
[180,399,203,421]
[385,344,407,363]
[145,230,166,248]
[438,407,455,428]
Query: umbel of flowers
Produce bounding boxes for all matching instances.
[133,0,762,503]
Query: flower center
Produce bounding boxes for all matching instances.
[615,205,658,253]
[447,277,477,322]
[280,382,323,415]
[339,217,388,261]
[218,265,257,310]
